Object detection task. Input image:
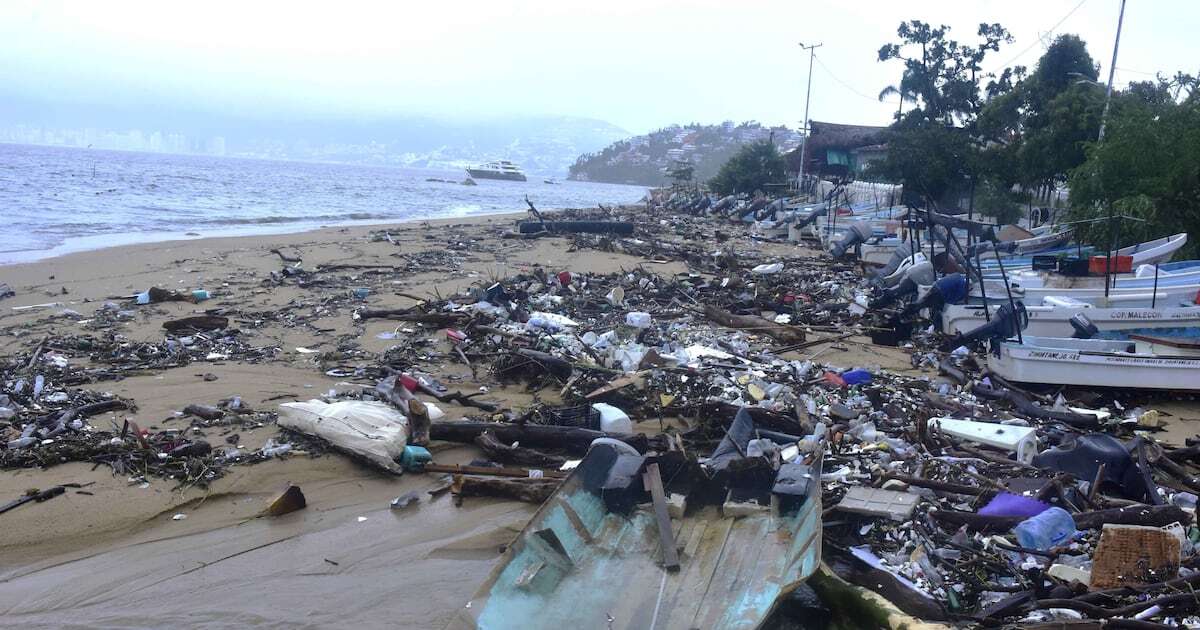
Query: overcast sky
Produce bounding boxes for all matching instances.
[1,0,1194,134]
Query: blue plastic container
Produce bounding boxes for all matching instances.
[1013,506,1076,550]
[400,444,432,471]
[841,369,873,385]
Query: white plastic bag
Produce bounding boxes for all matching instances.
[278,400,408,473]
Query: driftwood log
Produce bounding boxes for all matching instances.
[932,504,1192,532]
[451,474,559,504]
[430,421,652,454]
[702,305,805,345]
[355,309,469,325]
[163,315,228,332]
[475,430,568,468]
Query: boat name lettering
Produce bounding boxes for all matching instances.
[1027,351,1080,361]
[1110,311,1162,320]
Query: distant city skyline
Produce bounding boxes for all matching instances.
[0,124,225,156]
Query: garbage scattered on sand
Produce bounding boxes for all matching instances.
[3,189,1200,627]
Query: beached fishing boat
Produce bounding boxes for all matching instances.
[449,416,824,630]
[971,280,1200,306]
[864,228,1074,267]
[989,334,1200,390]
[942,302,1200,337]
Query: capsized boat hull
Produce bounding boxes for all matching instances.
[989,336,1200,390]
[449,450,823,629]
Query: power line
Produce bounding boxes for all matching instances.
[987,0,1088,74]
[813,55,885,102]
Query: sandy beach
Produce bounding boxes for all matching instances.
[0,208,920,628]
[3,205,1198,629]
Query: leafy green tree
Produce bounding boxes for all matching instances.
[873,120,974,203]
[708,141,787,196]
[976,34,1103,195]
[1068,80,1200,257]
[873,21,1011,206]
[877,21,1011,125]
[974,178,1022,224]
[667,161,695,184]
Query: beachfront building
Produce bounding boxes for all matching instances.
[787,121,888,181]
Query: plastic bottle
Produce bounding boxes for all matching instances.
[261,439,292,458]
[192,289,211,302]
[751,263,783,274]
[624,312,652,328]
[6,436,37,449]
[591,403,633,434]
[1013,506,1076,551]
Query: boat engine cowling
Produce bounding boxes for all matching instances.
[869,262,939,309]
[830,221,876,258]
[942,300,1029,351]
[795,205,828,229]
[874,241,915,284]
[1069,313,1099,339]
[899,272,967,320]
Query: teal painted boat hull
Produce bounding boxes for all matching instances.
[448,447,823,630]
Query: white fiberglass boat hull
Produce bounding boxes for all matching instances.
[943,304,1200,337]
[989,336,1200,390]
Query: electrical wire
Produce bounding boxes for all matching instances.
[813,55,886,102]
[987,0,1089,74]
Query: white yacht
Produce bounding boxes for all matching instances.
[465,160,527,182]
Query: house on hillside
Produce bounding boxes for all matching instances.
[787,121,888,179]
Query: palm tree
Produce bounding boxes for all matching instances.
[878,83,917,122]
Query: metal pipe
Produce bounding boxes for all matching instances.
[1152,264,1160,309]
[994,249,1022,345]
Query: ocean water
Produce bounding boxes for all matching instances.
[0,143,648,264]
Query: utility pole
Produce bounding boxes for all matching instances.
[1098,0,1127,301]
[1097,0,1127,143]
[797,41,823,197]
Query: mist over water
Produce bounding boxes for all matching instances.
[0,143,648,264]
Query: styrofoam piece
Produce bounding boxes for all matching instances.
[930,417,1039,465]
[278,400,408,473]
[836,486,920,521]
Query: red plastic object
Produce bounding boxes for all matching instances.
[1089,255,1132,275]
[557,271,572,287]
[399,374,420,392]
[822,371,846,388]
[445,328,467,344]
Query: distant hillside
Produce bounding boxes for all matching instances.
[568,122,803,186]
[0,92,629,177]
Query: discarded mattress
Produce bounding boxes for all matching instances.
[278,400,408,473]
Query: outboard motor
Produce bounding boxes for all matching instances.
[757,198,786,221]
[869,261,936,309]
[795,204,829,228]
[1069,313,1099,339]
[941,300,1028,351]
[829,220,875,259]
[874,241,915,284]
[713,195,736,213]
[899,273,967,320]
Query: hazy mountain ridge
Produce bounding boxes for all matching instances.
[0,94,629,176]
[568,121,804,186]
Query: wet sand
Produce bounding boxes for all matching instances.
[3,210,1196,629]
[0,211,922,628]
